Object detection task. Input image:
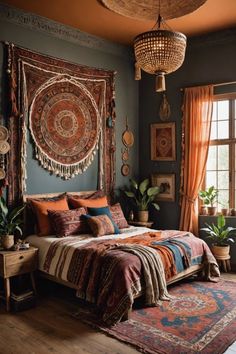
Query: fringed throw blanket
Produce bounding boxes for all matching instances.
[5,43,116,205]
[42,231,220,325]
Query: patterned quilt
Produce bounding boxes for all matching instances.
[40,230,220,325]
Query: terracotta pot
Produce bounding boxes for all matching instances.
[230,208,236,216]
[138,210,149,222]
[199,205,207,215]
[211,244,230,259]
[221,208,229,216]
[1,235,14,250]
[207,206,217,216]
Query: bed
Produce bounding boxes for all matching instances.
[24,191,220,325]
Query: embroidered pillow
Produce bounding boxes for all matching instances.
[30,196,69,236]
[87,206,120,234]
[48,208,89,237]
[84,214,115,237]
[68,196,108,209]
[109,203,129,229]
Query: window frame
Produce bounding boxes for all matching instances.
[204,93,236,209]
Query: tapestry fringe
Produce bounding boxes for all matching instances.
[35,144,99,180]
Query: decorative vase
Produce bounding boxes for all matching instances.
[212,244,230,259]
[207,206,217,216]
[1,235,14,250]
[138,210,149,222]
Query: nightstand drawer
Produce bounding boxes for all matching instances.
[3,251,37,277]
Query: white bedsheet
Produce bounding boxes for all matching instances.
[26,226,153,273]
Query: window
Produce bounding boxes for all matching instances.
[205,94,236,210]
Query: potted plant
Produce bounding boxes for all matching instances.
[0,196,25,250]
[201,214,236,259]
[199,186,218,215]
[124,178,160,222]
[220,203,229,217]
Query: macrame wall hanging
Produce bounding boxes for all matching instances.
[6,43,116,206]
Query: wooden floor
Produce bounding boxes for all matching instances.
[0,273,235,354]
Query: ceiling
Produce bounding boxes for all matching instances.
[2,0,236,45]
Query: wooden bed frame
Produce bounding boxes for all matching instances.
[24,191,204,320]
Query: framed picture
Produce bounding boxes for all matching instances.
[151,173,175,202]
[150,122,176,161]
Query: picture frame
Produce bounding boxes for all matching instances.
[150,122,176,161]
[151,173,175,202]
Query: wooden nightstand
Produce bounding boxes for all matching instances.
[0,247,38,311]
[129,221,154,228]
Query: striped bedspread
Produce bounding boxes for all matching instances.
[37,229,220,325]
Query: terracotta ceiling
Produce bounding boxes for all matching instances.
[2,0,236,45]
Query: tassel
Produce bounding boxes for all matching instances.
[134,62,141,80]
[155,72,166,92]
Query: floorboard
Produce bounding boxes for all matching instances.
[0,273,235,354]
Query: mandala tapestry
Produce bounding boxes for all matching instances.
[6,43,116,206]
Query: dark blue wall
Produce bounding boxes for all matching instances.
[139,29,236,230]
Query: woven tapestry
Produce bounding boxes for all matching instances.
[6,43,116,206]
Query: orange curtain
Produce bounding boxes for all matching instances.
[179,85,213,235]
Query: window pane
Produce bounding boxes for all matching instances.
[210,121,217,139]
[206,146,216,170]
[217,100,229,120]
[218,189,229,209]
[218,145,229,170]
[217,121,229,139]
[218,171,229,189]
[212,102,217,121]
[206,171,216,188]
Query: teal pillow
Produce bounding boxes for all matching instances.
[87,206,120,234]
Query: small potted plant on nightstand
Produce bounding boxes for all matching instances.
[124,178,160,222]
[0,197,24,250]
[201,214,236,259]
[199,186,218,216]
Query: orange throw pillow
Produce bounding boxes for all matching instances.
[68,196,108,209]
[30,197,69,236]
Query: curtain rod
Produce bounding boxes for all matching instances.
[180,80,236,91]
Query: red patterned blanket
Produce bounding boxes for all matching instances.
[43,231,220,325]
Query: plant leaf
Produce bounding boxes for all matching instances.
[152,203,160,211]
[130,178,138,190]
[124,191,135,198]
[147,186,159,197]
[139,179,149,196]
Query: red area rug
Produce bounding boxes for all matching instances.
[75,279,236,354]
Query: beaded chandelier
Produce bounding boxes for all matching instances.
[99,0,207,92]
[134,15,187,92]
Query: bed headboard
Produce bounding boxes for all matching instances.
[23,190,97,202]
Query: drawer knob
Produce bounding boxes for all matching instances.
[19,255,24,260]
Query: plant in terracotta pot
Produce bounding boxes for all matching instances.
[201,214,236,259]
[199,186,218,216]
[124,178,160,222]
[0,196,25,250]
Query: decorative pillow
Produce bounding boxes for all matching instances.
[48,208,89,237]
[30,196,69,236]
[68,196,108,209]
[109,203,129,229]
[24,193,66,236]
[87,206,120,234]
[84,214,115,237]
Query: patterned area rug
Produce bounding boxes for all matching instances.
[74,279,236,354]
